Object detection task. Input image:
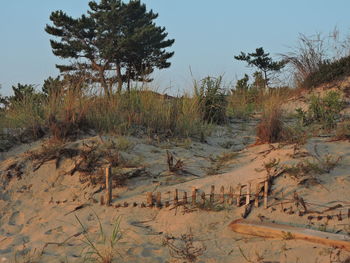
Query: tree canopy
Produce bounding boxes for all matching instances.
[45,0,174,96]
[234,47,285,88]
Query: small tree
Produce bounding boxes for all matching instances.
[235,74,250,92]
[234,47,285,88]
[42,76,65,97]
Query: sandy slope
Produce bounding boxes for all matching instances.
[1,122,350,262]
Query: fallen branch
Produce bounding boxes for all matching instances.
[229,219,350,251]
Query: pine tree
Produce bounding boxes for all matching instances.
[45,0,174,95]
[234,47,285,88]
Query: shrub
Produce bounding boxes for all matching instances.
[303,55,350,89]
[195,76,227,124]
[296,91,344,129]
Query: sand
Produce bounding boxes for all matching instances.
[1,119,350,262]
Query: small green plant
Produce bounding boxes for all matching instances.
[296,91,344,129]
[285,146,341,180]
[76,214,123,263]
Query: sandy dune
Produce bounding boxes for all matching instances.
[1,120,350,262]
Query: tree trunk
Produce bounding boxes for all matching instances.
[99,71,110,98]
[263,70,268,93]
[116,64,123,93]
[127,69,131,93]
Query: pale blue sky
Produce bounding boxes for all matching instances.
[1,0,350,95]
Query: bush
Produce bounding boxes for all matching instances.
[296,91,344,129]
[302,55,350,89]
[195,76,227,124]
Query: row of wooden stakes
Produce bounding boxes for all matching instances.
[103,167,270,209]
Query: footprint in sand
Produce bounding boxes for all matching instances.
[8,211,19,226]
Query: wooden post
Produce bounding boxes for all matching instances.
[183,192,188,204]
[105,166,112,206]
[210,185,215,203]
[156,192,162,208]
[174,189,178,206]
[254,183,260,208]
[245,183,251,206]
[201,192,206,206]
[264,180,269,209]
[338,211,343,221]
[220,186,225,203]
[192,187,197,205]
[146,192,153,207]
[228,186,234,205]
[100,195,105,206]
[236,184,242,207]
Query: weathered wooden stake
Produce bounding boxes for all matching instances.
[100,195,105,206]
[348,208,350,219]
[156,192,162,208]
[236,184,242,207]
[220,186,225,203]
[254,183,260,208]
[245,183,251,206]
[210,185,215,203]
[105,166,112,206]
[174,189,179,205]
[192,187,197,205]
[146,192,153,207]
[264,180,269,209]
[229,186,234,205]
[338,210,343,221]
[201,192,206,205]
[183,192,188,204]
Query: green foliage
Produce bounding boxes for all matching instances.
[76,214,122,263]
[195,76,227,124]
[296,91,344,129]
[285,153,341,180]
[42,76,64,97]
[234,47,286,87]
[2,84,46,139]
[302,55,350,88]
[235,74,250,92]
[46,0,174,94]
[251,71,266,90]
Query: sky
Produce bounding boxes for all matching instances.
[1,0,350,96]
